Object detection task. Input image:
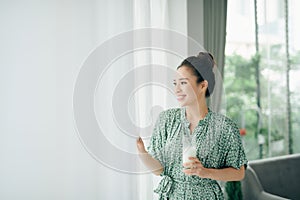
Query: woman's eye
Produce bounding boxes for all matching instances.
[173,81,187,86]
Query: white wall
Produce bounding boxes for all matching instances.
[0,0,138,199]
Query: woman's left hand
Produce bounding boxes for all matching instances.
[136,137,147,153]
[182,157,210,178]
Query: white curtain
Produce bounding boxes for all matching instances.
[0,0,189,200]
[133,1,187,199]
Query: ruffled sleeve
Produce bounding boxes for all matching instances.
[147,111,168,175]
[224,123,248,169]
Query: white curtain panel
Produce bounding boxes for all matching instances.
[0,0,188,200]
[133,0,187,199]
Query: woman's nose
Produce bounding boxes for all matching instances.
[175,84,182,93]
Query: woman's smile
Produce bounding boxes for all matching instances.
[176,94,187,101]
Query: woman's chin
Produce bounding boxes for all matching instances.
[178,101,187,107]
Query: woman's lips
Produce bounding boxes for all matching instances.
[176,95,186,101]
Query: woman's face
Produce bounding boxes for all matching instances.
[173,66,206,107]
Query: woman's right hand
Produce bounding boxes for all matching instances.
[136,136,163,176]
[136,137,147,153]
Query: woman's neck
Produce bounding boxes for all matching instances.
[185,101,208,123]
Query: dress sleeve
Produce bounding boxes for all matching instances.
[147,111,167,175]
[224,123,248,170]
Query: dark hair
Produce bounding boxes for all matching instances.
[177,52,216,97]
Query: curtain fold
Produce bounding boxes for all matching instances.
[203,0,228,112]
[133,1,188,199]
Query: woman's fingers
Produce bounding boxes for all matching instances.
[188,157,201,163]
[136,137,142,146]
[136,137,146,153]
[182,161,195,168]
[136,136,143,143]
[182,163,207,177]
[182,157,208,177]
[182,157,202,167]
[182,163,201,176]
[182,158,210,179]
[183,168,198,175]
[183,162,201,169]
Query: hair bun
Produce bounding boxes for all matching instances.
[185,52,216,97]
[197,52,215,68]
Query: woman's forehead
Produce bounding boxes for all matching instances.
[174,67,193,80]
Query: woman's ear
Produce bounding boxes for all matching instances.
[197,80,208,94]
[202,80,208,90]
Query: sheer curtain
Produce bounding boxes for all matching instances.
[0,0,230,199]
[0,0,188,200]
[132,1,187,199]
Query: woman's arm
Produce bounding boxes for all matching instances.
[183,157,245,181]
[136,137,164,176]
[205,165,245,181]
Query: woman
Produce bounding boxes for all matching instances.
[136,52,247,200]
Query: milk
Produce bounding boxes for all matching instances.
[182,145,197,163]
[181,116,197,166]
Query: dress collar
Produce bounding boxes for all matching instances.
[180,106,211,128]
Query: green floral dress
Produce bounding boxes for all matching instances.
[147,107,248,200]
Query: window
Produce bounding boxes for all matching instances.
[225,0,300,160]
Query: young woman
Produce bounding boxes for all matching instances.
[136,52,247,200]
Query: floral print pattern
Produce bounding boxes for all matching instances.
[147,107,248,200]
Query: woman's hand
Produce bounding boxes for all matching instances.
[136,137,163,176]
[182,157,245,181]
[182,157,210,178]
[136,137,147,153]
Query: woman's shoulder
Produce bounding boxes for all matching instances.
[209,111,240,133]
[159,108,181,121]
[158,107,181,120]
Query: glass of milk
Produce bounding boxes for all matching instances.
[181,123,197,168]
